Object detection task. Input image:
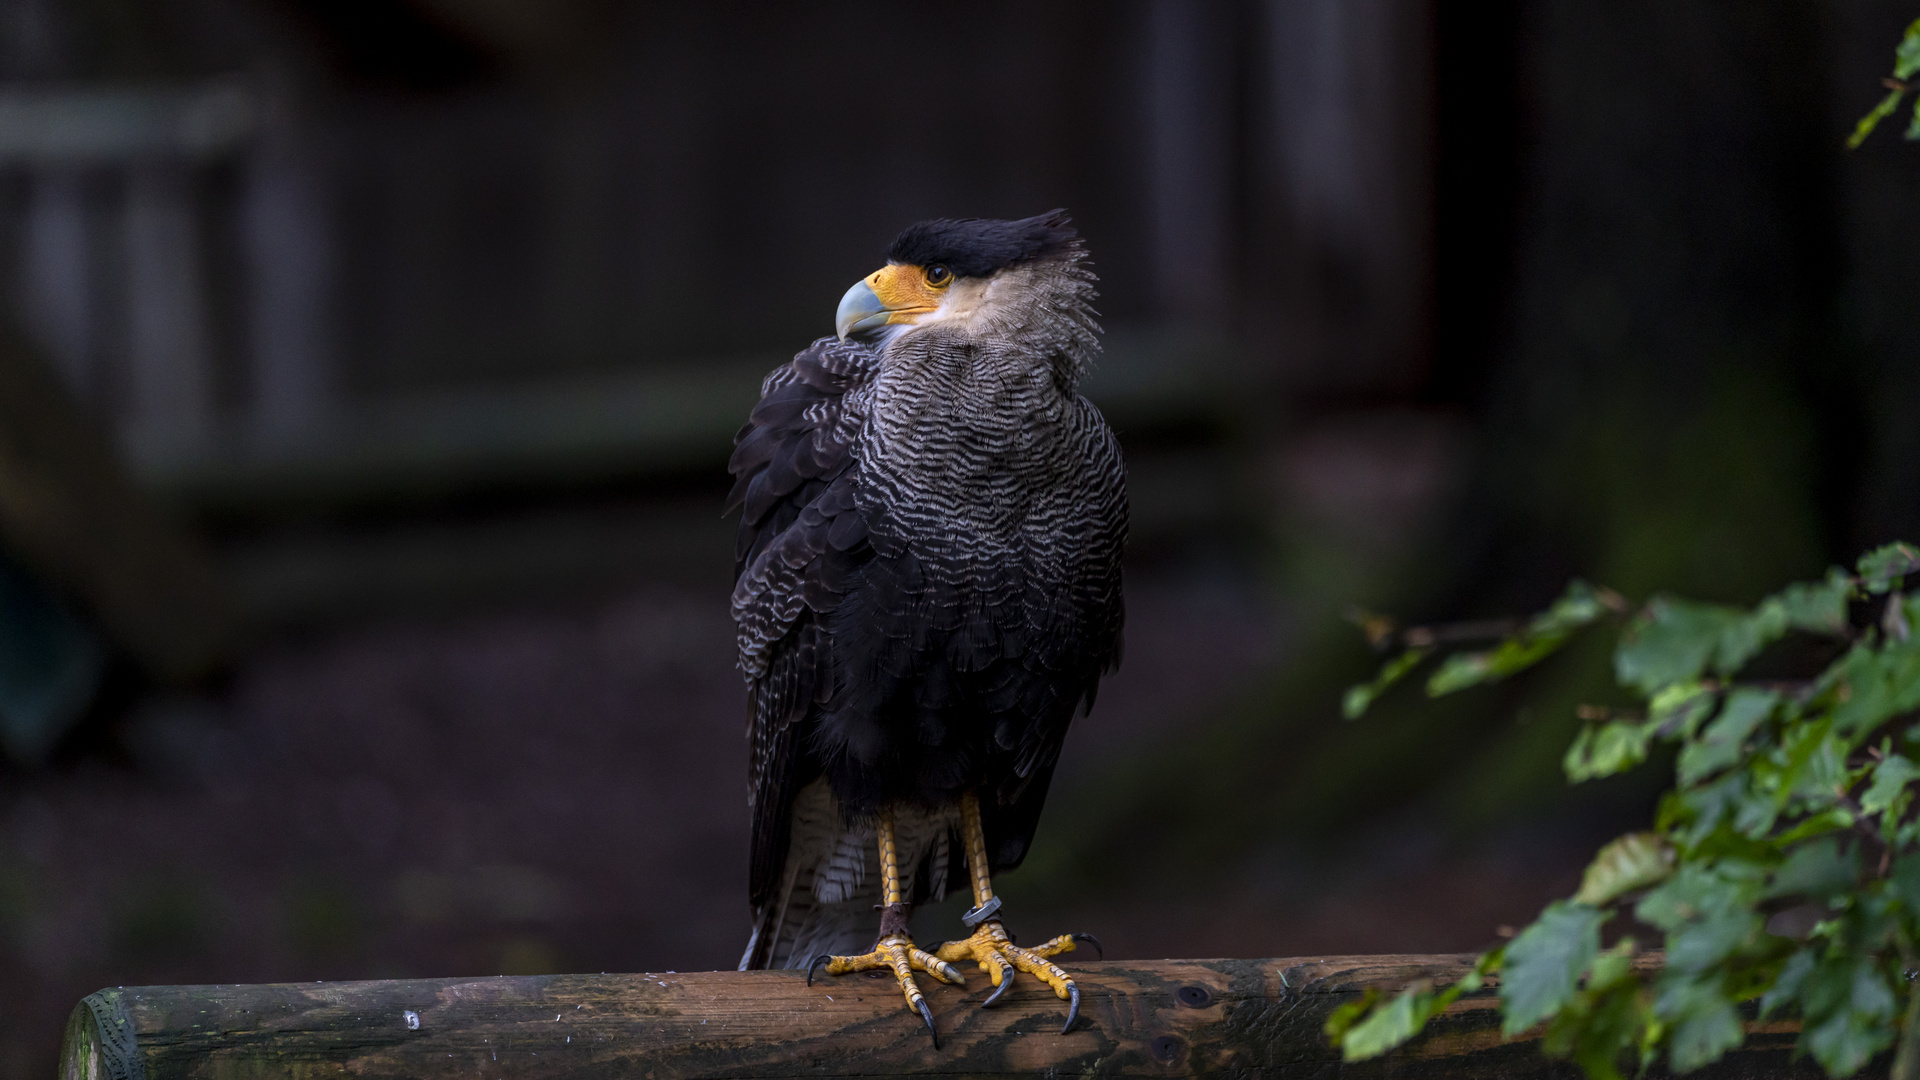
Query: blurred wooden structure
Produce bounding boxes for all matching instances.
[59,954,1817,1079]
[0,0,1447,633]
[0,1,1434,507]
[0,321,230,683]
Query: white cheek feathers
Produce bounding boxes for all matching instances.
[907,273,1014,335]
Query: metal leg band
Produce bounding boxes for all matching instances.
[961,895,1003,928]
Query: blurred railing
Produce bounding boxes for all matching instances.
[0,77,1249,517]
[5,79,261,468]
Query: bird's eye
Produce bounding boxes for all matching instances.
[925,264,952,287]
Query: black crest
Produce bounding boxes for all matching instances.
[885,209,1079,280]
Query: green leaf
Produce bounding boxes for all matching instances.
[1827,640,1920,738]
[1613,597,1786,695]
[1669,1005,1745,1072]
[1677,688,1777,786]
[1861,753,1919,817]
[1670,772,1750,848]
[1586,939,1638,992]
[1858,542,1920,594]
[1328,951,1498,1061]
[1769,716,1849,805]
[1896,18,1920,80]
[1528,579,1616,635]
[1770,570,1855,636]
[1715,606,1785,677]
[1500,901,1604,1035]
[1886,854,1920,913]
[1425,640,1550,696]
[1420,581,1616,699]
[1575,833,1676,906]
[1685,824,1780,865]
[1565,719,1657,782]
[1800,957,1897,1077]
[1336,945,1497,1053]
[1656,977,1744,1073]
[1642,875,1765,1002]
[1850,89,1906,149]
[1336,986,1435,1060]
[1342,647,1429,719]
[1838,887,1900,955]
[1667,907,1763,975]
[1540,943,1646,1080]
[1732,786,1781,839]
[1764,839,1859,904]
[1322,987,1380,1044]
[1649,682,1716,738]
[1760,948,1816,1018]
[1772,807,1855,847]
[1636,863,1762,935]
[1615,598,1742,694]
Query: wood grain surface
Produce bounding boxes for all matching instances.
[57,954,1824,1079]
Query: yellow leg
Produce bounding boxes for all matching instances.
[932,791,1097,1034]
[806,809,963,1045]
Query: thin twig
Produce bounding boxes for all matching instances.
[1396,619,1524,650]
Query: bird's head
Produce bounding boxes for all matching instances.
[835,210,1100,384]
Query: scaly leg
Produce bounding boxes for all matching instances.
[805,809,964,1046]
[934,791,1100,1033]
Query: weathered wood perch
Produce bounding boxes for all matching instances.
[61,954,1820,1079]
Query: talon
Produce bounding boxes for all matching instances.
[809,813,958,1047]
[923,953,964,985]
[982,972,1012,1007]
[810,935,955,1046]
[1072,932,1104,960]
[916,997,940,1049]
[946,795,1084,1035]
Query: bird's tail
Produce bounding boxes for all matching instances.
[740,890,875,971]
[739,834,880,969]
[739,784,957,970]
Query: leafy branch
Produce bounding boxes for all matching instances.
[1330,542,1920,1078]
[1850,18,1920,147]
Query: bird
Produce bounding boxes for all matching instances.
[726,210,1127,1045]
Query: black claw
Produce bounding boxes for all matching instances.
[1061,983,1080,1034]
[982,972,1012,1008]
[916,997,941,1049]
[1072,932,1104,960]
[806,954,831,988]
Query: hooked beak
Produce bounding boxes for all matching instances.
[835,278,892,341]
[834,264,946,341]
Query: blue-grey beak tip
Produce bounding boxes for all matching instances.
[836,279,889,342]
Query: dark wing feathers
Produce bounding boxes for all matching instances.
[731,337,881,908]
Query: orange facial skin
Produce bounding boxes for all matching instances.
[863,263,949,325]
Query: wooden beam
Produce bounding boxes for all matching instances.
[59,955,1819,1079]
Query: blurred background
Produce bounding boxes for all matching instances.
[0,0,1912,1073]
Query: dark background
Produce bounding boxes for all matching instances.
[0,0,1913,1075]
